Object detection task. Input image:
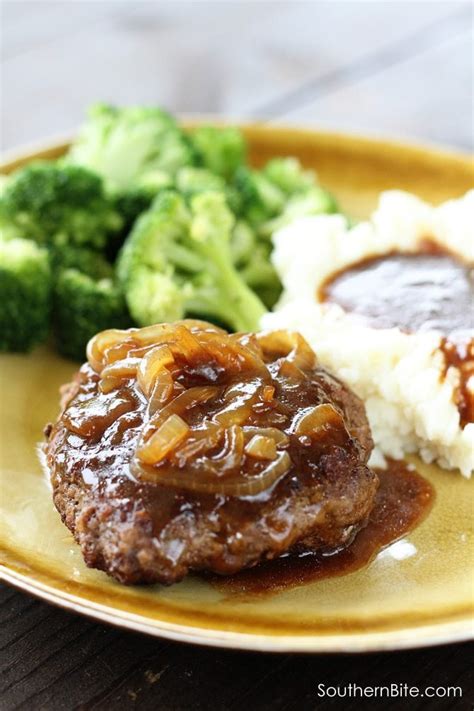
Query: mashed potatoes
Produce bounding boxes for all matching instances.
[262,190,474,477]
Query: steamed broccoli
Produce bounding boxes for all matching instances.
[230,219,255,266]
[229,220,281,308]
[175,166,242,214]
[227,157,337,307]
[49,244,128,360]
[0,237,51,352]
[191,125,246,179]
[262,157,315,194]
[113,170,174,233]
[1,103,341,361]
[53,269,129,360]
[0,162,121,249]
[239,241,281,308]
[68,104,196,192]
[171,174,278,304]
[0,174,9,200]
[117,190,267,332]
[233,166,286,228]
[49,244,114,280]
[261,186,338,236]
[175,166,226,198]
[234,157,338,234]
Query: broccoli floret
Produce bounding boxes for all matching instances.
[261,158,338,231]
[175,166,243,215]
[0,174,9,197]
[234,157,338,235]
[233,166,286,227]
[262,157,316,194]
[229,221,281,308]
[242,257,281,308]
[260,186,338,236]
[68,103,196,192]
[0,162,121,249]
[0,237,51,352]
[230,219,255,266]
[126,271,185,326]
[113,170,174,228]
[53,269,129,360]
[117,190,267,332]
[114,188,154,231]
[110,171,175,261]
[175,167,226,198]
[191,125,246,179]
[49,244,113,280]
[230,157,337,305]
[0,211,22,242]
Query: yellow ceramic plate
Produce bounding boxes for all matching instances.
[1,127,473,652]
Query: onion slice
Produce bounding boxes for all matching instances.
[147,385,219,431]
[99,376,127,394]
[242,426,289,447]
[257,330,316,371]
[293,403,345,436]
[181,319,226,335]
[137,414,190,465]
[137,345,175,398]
[205,424,244,472]
[244,435,277,460]
[148,369,176,414]
[170,422,224,465]
[132,323,177,346]
[172,324,210,361]
[213,377,270,427]
[103,340,138,366]
[133,450,292,497]
[101,357,141,381]
[87,328,130,372]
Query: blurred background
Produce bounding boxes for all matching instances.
[1,0,473,152]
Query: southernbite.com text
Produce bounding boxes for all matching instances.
[316,683,462,700]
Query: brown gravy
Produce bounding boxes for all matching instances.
[207,460,434,596]
[321,252,473,339]
[321,251,474,426]
[440,338,474,426]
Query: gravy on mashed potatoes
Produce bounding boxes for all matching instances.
[263,190,474,476]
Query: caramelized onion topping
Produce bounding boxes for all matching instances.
[148,369,176,414]
[242,426,289,447]
[101,357,141,381]
[132,451,292,497]
[137,345,175,398]
[137,414,190,465]
[86,328,130,372]
[257,330,317,370]
[245,435,277,460]
[83,320,347,497]
[293,404,345,437]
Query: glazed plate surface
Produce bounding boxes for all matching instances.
[1,126,473,652]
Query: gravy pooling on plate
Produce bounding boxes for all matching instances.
[208,459,435,596]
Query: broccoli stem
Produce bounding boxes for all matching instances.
[186,199,267,331]
[214,254,267,332]
[187,256,267,332]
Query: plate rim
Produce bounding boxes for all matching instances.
[1,565,472,653]
[1,127,473,653]
[1,121,473,173]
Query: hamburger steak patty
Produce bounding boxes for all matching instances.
[45,321,377,585]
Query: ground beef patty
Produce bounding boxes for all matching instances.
[45,321,377,585]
